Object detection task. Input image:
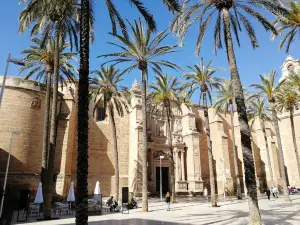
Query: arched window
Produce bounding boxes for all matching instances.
[96,107,105,121]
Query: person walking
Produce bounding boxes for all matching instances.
[165,191,172,211]
[264,187,271,200]
[203,187,208,202]
[273,187,279,198]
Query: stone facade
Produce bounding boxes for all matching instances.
[1,56,300,198]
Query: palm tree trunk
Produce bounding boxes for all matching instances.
[76,0,90,224]
[109,106,120,201]
[41,72,51,194]
[270,107,290,201]
[222,9,261,224]
[44,30,60,220]
[230,105,242,199]
[289,110,300,179]
[259,119,275,187]
[166,104,176,203]
[141,69,148,212]
[203,94,217,207]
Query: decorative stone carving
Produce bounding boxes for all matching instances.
[172,134,182,145]
[157,120,165,137]
[147,128,152,142]
[173,118,183,134]
[30,97,41,109]
[153,150,164,159]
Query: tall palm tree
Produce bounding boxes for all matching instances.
[20,37,77,189]
[100,19,180,211]
[171,1,285,222]
[76,1,179,222]
[90,66,130,202]
[247,96,275,188]
[214,78,242,200]
[19,0,79,219]
[271,0,300,53]
[275,84,300,180]
[147,73,183,203]
[182,58,221,207]
[251,70,290,202]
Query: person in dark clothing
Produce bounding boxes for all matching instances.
[264,187,271,200]
[165,191,172,211]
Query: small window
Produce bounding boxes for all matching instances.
[96,107,106,121]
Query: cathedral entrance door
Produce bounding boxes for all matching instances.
[156,167,169,195]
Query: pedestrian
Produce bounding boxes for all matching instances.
[288,186,293,195]
[203,187,208,202]
[264,187,271,200]
[165,191,172,211]
[273,187,279,198]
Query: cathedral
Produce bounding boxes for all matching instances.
[0,56,300,198]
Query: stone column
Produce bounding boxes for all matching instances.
[181,150,185,181]
[175,149,180,181]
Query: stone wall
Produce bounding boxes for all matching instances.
[0,77,46,193]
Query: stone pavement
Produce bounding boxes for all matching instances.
[15,195,300,225]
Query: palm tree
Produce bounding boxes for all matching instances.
[251,70,290,202]
[287,69,300,90]
[19,0,79,219]
[171,1,285,222]
[20,37,77,189]
[247,96,275,188]
[275,84,300,180]
[147,73,183,203]
[90,66,130,202]
[271,0,300,53]
[182,58,221,207]
[76,0,179,222]
[214,78,242,200]
[99,19,180,211]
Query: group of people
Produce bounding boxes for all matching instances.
[264,187,279,200]
[106,196,138,212]
[288,186,298,195]
[106,196,119,212]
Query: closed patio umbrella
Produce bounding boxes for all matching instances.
[34,182,43,216]
[93,181,101,201]
[67,181,75,202]
[34,182,43,204]
[67,181,75,211]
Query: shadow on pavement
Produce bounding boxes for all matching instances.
[65,218,191,225]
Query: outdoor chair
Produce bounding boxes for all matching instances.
[28,204,39,217]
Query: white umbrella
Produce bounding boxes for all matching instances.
[93,181,101,201]
[34,182,44,204]
[67,181,75,202]
[34,182,43,217]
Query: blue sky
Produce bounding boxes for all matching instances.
[0,1,299,103]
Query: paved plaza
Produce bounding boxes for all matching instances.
[14,195,300,225]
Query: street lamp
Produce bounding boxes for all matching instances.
[0,130,20,218]
[0,53,25,106]
[159,155,165,203]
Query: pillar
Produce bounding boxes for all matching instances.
[181,150,185,181]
